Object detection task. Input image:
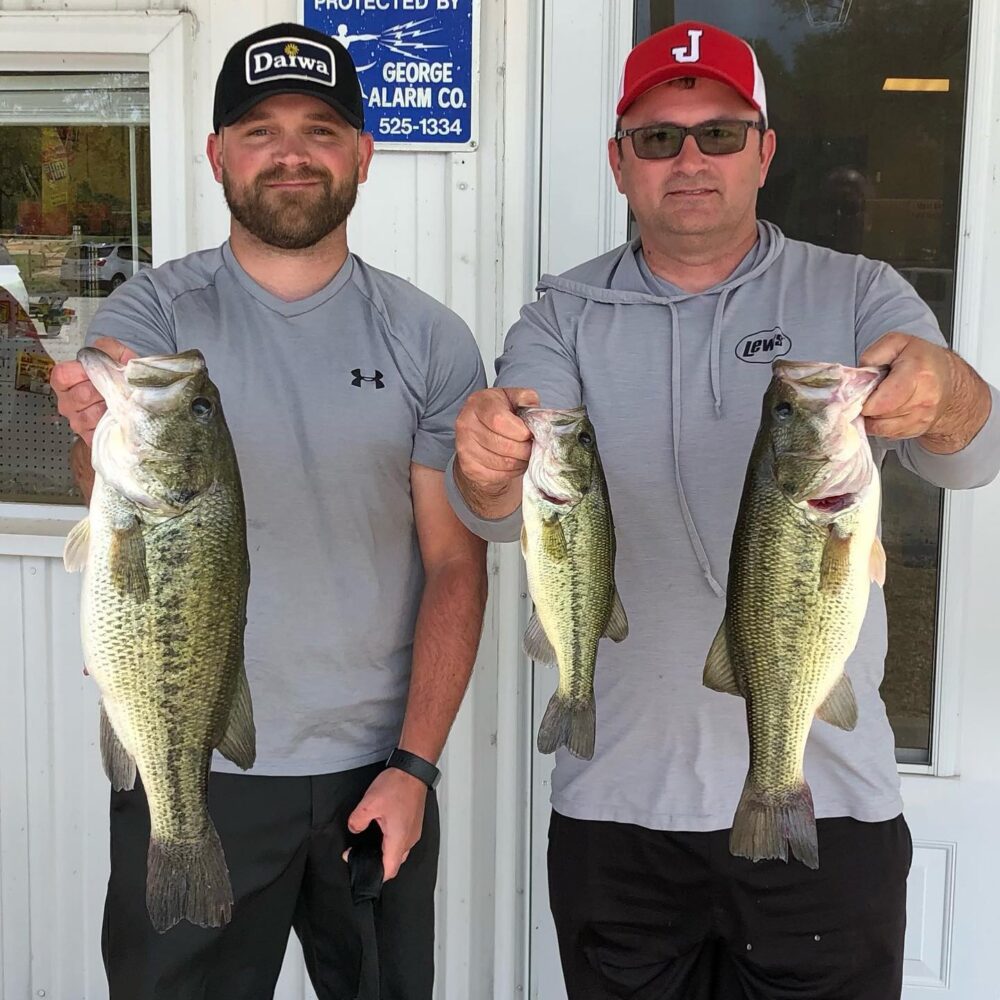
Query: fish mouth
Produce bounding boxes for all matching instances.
[78,347,130,406]
[79,348,206,415]
[517,405,587,435]
[806,493,856,515]
[773,360,889,409]
[538,488,572,506]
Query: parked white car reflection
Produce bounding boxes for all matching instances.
[59,242,152,295]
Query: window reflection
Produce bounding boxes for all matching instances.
[638,1,971,762]
[0,77,150,505]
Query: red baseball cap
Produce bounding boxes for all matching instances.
[617,21,768,126]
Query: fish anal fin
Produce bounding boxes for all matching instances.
[815,671,858,731]
[703,621,742,697]
[217,664,256,770]
[523,611,558,666]
[100,701,136,791]
[603,589,628,642]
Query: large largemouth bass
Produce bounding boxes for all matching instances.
[519,406,628,760]
[704,361,887,869]
[64,348,254,931]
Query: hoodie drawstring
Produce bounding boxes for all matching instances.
[709,287,732,415]
[669,300,727,598]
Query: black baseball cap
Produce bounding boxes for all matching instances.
[213,23,364,133]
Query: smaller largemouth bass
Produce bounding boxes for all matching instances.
[519,406,628,760]
[64,348,253,931]
[705,361,887,869]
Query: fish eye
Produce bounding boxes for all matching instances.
[774,401,793,420]
[578,431,593,446]
[191,396,214,419]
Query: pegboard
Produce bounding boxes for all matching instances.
[0,333,80,504]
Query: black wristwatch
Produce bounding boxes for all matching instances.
[385,748,441,789]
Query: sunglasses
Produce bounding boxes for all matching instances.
[614,119,765,160]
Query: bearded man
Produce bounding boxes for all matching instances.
[50,23,487,1000]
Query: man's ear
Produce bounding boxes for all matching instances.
[207,130,224,184]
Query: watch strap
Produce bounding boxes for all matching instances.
[385,747,441,789]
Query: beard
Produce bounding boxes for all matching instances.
[223,161,359,250]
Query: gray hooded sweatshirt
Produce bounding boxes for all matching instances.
[448,221,1000,831]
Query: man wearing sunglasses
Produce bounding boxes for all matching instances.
[449,18,999,1000]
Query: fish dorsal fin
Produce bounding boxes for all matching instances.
[604,589,629,642]
[815,672,858,731]
[523,611,558,666]
[870,535,886,587]
[63,517,91,573]
[217,664,256,770]
[703,621,742,697]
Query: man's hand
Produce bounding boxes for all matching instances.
[453,386,540,519]
[860,332,992,453]
[345,767,428,882]
[50,336,137,445]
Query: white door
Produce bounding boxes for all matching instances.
[529,2,1000,997]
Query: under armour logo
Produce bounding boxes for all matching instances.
[351,368,385,389]
[672,28,703,64]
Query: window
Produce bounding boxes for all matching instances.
[636,0,971,764]
[0,73,151,505]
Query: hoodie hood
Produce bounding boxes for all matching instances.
[534,220,786,597]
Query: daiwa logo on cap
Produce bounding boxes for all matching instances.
[246,36,336,88]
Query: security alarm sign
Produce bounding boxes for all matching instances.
[301,0,478,150]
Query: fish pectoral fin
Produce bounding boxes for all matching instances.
[540,519,567,562]
[100,701,136,791]
[63,516,91,572]
[819,527,853,592]
[603,588,629,642]
[703,621,742,697]
[520,525,528,560]
[870,535,887,586]
[217,665,256,770]
[109,518,149,602]
[815,671,858,731]
[523,611,558,666]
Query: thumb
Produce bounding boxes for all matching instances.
[91,336,139,364]
[859,332,909,368]
[502,387,541,410]
[347,802,371,834]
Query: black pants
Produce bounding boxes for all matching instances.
[548,810,912,1000]
[102,763,439,1000]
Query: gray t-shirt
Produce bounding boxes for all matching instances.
[448,221,1000,831]
[87,243,486,775]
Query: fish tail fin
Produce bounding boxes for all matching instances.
[537,692,596,760]
[146,825,233,933]
[730,776,819,870]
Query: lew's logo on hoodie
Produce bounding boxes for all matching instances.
[736,328,792,363]
[245,38,336,88]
